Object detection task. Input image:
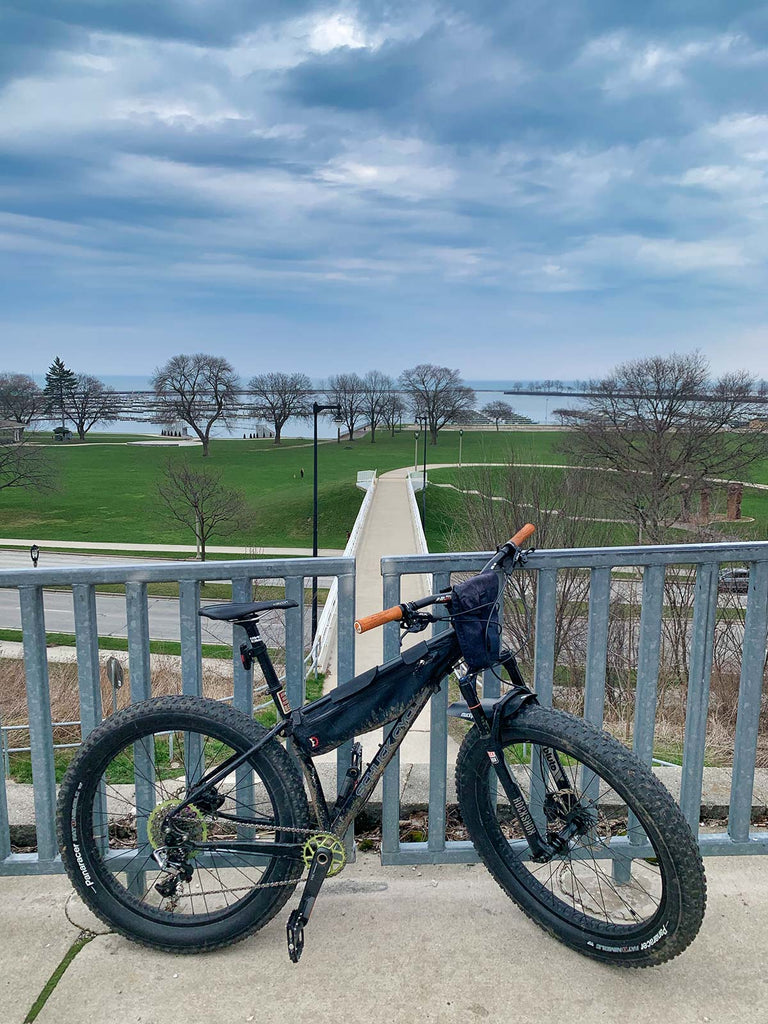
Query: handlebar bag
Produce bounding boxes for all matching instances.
[449,570,501,671]
[293,636,456,755]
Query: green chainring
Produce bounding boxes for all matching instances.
[302,833,347,877]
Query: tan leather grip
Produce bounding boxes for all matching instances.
[354,605,403,634]
[508,523,536,547]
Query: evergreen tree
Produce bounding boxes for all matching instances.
[44,357,77,430]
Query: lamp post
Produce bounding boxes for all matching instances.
[458,428,464,469]
[413,430,419,473]
[420,416,428,524]
[312,402,343,643]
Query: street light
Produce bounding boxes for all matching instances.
[413,430,419,472]
[29,544,39,568]
[458,428,464,469]
[420,416,427,524]
[312,401,343,644]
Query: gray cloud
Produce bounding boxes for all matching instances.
[1,1,767,376]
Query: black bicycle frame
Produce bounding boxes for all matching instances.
[175,617,557,865]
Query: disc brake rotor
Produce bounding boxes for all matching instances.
[302,833,347,877]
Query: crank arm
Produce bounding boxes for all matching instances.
[287,845,334,963]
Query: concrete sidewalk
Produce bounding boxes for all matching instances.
[0,538,344,557]
[1,854,766,1024]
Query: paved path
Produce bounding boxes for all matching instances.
[321,466,457,766]
[1,855,766,1024]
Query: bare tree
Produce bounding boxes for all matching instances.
[248,372,311,445]
[157,460,249,561]
[0,374,44,425]
[445,461,613,671]
[151,354,240,457]
[0,439,51,493]
[482,400,515,430]
[399,364,475,444]
[560,352,768,543]
[381,390,405,436]
[62,374,120,440]
[326,373,365,440]
[360,370,393,443]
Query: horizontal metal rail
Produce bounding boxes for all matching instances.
[0,555,356,875]
[380,539,768,865]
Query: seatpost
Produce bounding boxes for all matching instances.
[240,619,292,718]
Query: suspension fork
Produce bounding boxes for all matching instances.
[458,673,554,862]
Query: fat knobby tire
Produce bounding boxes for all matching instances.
[56,695,310,953]
[456,705,707,966]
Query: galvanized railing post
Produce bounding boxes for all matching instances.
[530,567,558,835]
[125,581,153,894]
[614,563,666,882]
[380,572,402,862]
[19,586,58,865]
[728,560,768,844]
[336,569,356,856]
[231,577,255,840]
[0,709,10,862]
[284,575,306,710]
[179,579,203,788]
[679,563,719,833]
[427,571,451,856]
[73,583,107,853]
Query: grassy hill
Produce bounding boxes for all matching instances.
[2,429,571,550]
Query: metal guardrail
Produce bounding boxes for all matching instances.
[0,555,356,875]
[379,540,768,865]
[311,470,377,672]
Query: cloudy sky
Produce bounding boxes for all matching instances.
[2,1,768,379]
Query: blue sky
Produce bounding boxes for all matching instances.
[1,1,767,379]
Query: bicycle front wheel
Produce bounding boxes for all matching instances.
[57,696,310,953]
[456,705,706,966]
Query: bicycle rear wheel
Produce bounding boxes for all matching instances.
[456,705,706,966]
[57,696,310,953]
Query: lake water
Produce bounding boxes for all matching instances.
[53,375,580,439]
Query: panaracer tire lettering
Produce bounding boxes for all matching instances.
[56,695,310,954]
[456,705,707,967]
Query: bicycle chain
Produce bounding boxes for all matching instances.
[190,820,331,893]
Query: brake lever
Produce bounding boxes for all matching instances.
[398,612,435,639]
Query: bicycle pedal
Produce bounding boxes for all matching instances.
[286,909,305,963]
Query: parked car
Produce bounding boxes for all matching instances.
[718,567,750,594]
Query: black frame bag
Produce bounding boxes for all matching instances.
[450,570,502,671]
[292,642,437,755]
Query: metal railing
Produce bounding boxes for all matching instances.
[311,470,377,673]
[0,555,356,875]
[379,540,768,865]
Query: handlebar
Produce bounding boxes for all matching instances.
[508,523,536,547]
[353,524,537,635]
[354,605,403,634]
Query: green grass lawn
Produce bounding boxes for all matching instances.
[2,429,570,550]
[426,464,768,550]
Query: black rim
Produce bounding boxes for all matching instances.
[75,720,297,925]
[477,732,671,939]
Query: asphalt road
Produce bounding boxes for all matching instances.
[0,589,310,647]
[0,548,333,586]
